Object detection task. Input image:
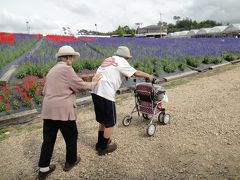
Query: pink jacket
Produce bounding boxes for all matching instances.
[41,62,93,121]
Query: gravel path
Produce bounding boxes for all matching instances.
[0,64,240,180]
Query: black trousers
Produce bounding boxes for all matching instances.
[38,119,78,167]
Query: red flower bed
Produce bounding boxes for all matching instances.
[44,35,97,42]
[0,76,45,114]
[45,35,79,42]
[34,34,43,38]
[78,37,97,42]
[0,32,16,44]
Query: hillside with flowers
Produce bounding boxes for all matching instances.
[1,32,240,115]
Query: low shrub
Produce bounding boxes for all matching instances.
[16,61,55,79]
[12,99,20,110]
[22,99,32,108]
[178,60,187,71]
[185,56,202,68]
[203,55,224,64]
[0,101,6,112]
[151,58,162,76]
[16,58,102,79]
[133,59,154,74]
[34,96,43,105]
[223,53,238,61]
[161,57,178,73]
[153,65,161,77]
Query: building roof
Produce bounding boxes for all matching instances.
[166,33,173,38]
[166,23,240,37]
[178,31,189,36]
[170,32,181,37]
[209,26,228,34]
[137,24,167,37]
[141,25,160,29]
[196,28,212,35]
[187,29,199,36]
[223,24,240,33]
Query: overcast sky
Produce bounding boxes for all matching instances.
[0,0,239,34]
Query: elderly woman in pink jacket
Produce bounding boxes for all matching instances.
[38,45,102,180]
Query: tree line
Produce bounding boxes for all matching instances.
[63,18,223,36]
[167,18,223,33]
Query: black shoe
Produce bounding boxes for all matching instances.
[63,156,81,172]
[98,142,117,156]
[95,139,112,151]
[38,164,56,180]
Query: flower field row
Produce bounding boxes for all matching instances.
[0,33,42,71]
[88,37,240,59]
[15,37,240,79]
[16,39,105,78]
[0,32,16,44]
[44,35,96,42]
[88,37,240,74]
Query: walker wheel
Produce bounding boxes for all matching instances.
[122,115,132,127]
[158,112,164,123]
[163,113,171,125]
[142,113,153,120]
[146,123,156,136]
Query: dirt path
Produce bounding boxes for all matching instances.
[0,64,240,179]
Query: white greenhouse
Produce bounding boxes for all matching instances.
[166,31,189,38]
[196,28,212,37]
[165,23,240,38]
[187,30,199,37]
[208,26,228,37]
[222,24,240,37]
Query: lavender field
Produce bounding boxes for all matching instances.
[89,37,240,59]
[9,37,240,79]
[1,36,240,115]
[88,37,240,75]
[0,33,41,72]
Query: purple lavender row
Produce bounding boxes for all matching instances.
[21,39,105,64]
[89,37,240,61]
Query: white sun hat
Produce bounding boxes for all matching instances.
[55,45,80,59]
[114,46,132,59]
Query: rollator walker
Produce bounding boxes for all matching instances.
[122,79,171,136]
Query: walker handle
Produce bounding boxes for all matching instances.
[152,78,157,84]
[145,78,156,84]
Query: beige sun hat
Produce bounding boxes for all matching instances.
[55,45,80,59]
[114,46,132,59]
